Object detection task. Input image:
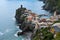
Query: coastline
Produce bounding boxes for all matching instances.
[14,0,60,39]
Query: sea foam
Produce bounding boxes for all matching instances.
[12,17,16,21]
[14,33,18,37]
[0,32,4,36]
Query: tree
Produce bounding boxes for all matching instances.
[32,27,54,40]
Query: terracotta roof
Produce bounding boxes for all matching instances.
[40,18,46,22]
[30,13,36,17]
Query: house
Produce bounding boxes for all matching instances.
[46,18,53,25]
[50,11,60,22]
[52,23,60,32]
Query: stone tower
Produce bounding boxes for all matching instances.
[21,5,23,8]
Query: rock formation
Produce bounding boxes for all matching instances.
[15,5,26,23]
[15,5,35,35]
[40,0,60,13]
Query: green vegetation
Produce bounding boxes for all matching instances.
[32,27,54,40]
[43,0,60,12]
[54,32,60,40]
[57,0,60,9]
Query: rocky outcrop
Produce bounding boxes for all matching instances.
[43,0,57,12]
[19,22,35,32]
[39,0,60,14]
[15,5,35,35]
[15,5,26,23]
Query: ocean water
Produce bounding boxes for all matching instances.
[0,0,51,40]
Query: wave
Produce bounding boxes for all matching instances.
[12,17,16,21]
[0,32,4,36]
[14,33,18,37]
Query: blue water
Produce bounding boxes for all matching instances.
[0,0,51,40]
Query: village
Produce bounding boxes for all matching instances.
[15,5,60,40]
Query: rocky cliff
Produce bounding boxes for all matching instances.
[40,0,60,13]
[15,5,26,23]
[15,5,35,35]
